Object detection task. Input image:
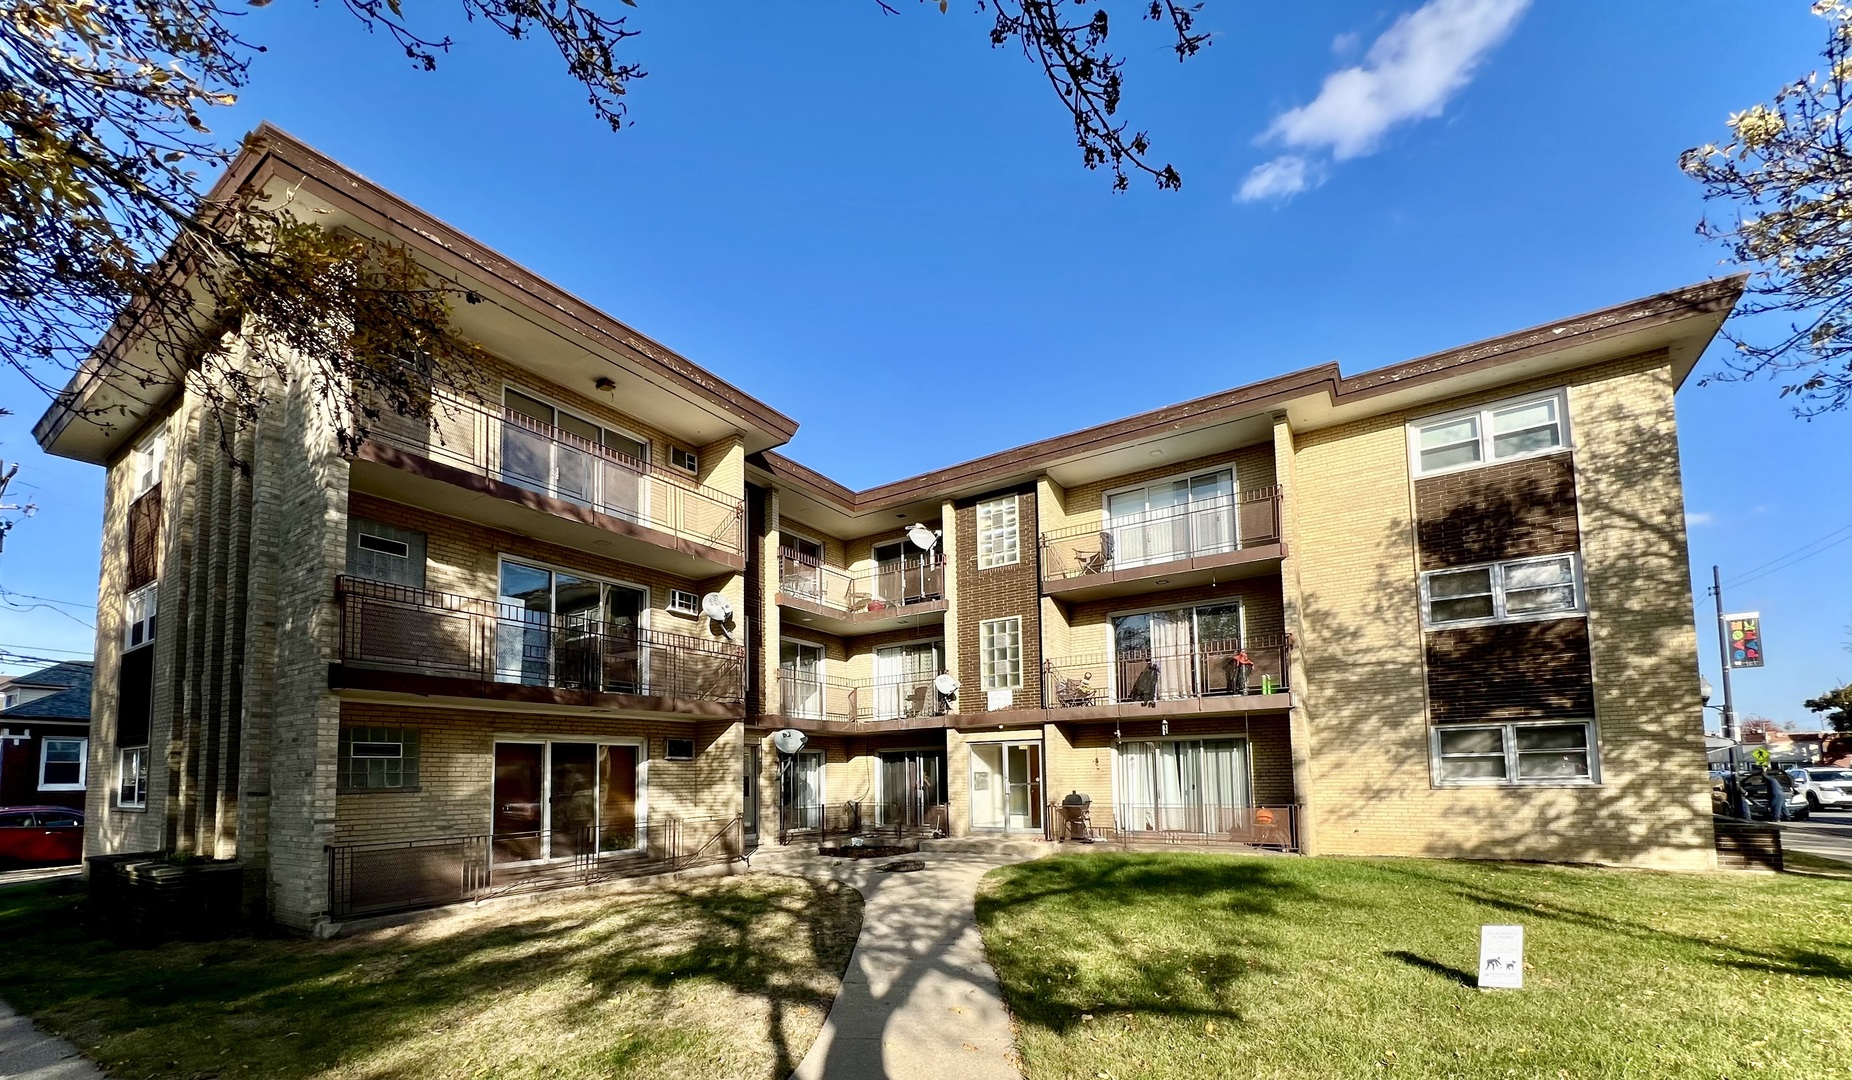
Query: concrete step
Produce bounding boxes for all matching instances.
[917,836,1050,860]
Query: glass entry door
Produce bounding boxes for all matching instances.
[878,749,946,828]
[492,740,642,865]
[779,640,825,719]
[971,742,1042,832]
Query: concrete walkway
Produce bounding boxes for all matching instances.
[768,847,1038,1080]
[0,1002,104,1080]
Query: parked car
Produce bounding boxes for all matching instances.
[1712,771,1810,820]
[1789,767,1852,812]
[0,807,85,867]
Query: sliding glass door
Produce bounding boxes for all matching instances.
[501,389,650,522]
[1116,738,1249,835]
[779,640,825,719]
[1105,467,1237,569]
[872,640,941,719]
[492,739,643,865]
[495,559,647,692]
[1111,601,1244,703]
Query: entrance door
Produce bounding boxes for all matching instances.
[878,749,946,828]
[601,583,646,693]
[493,742,545,864]
[549,742,597,859]
[971,742,1043,832]
[780,640,825,719]
[783,536,824,601]
[780,750,825,835]
[743,745,761,846]
[598,744,640,853]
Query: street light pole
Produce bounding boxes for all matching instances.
[1711,564,1737,742]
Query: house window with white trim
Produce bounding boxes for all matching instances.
[980,617,1023,691]
[124,583,158,651]
[130,428,167,498]
[39,737,88,791]
[118,746,148,808]
[1410,390,1568,476]
[976,496,1020,569]
[1421,554,1581,628]
[1432,721,1597,785]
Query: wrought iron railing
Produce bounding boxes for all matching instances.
[336,576,746,702]
[1046,802,1298,851]
[326,814,745,920]
[365,391,746,556]
[1040,485,1283,583]
[782,799,948,848]
[1042,633,1290,709]
[776,669,950,722]
[777,552,946,615]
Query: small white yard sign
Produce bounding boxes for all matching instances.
[1478,924,1524,989]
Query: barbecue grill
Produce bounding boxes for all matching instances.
[1059,790,1095,843]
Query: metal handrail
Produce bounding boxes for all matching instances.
[776,669,950,722]
[336,575,746,702]
[1039,485,1283,582]
[365,390,746,555]
[1042,633,1291,708]
[776,551,946,614]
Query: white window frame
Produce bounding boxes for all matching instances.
[976,496,1020,569]
[1430,720,1600,787]
[38,736,88,791]
[118,746,149,809]
[1408,389,1571,478]
[979,617,1023,691]
[130,427,167,498]
[124,583,158,651]
[1419,554,1584,630]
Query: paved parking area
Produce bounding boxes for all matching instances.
[1777,809,1852,865]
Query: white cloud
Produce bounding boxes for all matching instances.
[1331,31,1362,56]
[1236,0,1529,201]
[1686,511,1716,528]
[1236,156,1320,202]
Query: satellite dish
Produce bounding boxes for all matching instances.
[933,673,959,697]
[907,523,940,551]
[772,728,808,755]
[701,592,733,622]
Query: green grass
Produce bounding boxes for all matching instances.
[976,853,1852,1079]
[0,874,861,1080]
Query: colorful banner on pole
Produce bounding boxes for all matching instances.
[1725,612,1764,669]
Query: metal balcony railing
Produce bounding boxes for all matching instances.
[365,392,746,557]
[776,670,951,723]
[1047,803,1299,851]
[777,552,946,615]
[1040,485,1283,583]
[1041,634,1291,709]
[336,576,745,703]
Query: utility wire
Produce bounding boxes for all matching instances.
[1723,523,1852,590]
[0,643,92,656]
[0,587,94,629]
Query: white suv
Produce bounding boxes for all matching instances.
[1790,767,1852,812]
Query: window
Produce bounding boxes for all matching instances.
[1410,391,1568,476]
[1117,738,1250,832]
[495,558,648,691]
[666,737,695,761]
[347,518,427,588]
[980,617,1023,691]
[670,446,699,474]
[39,737,87,790]
[339,726,420,790]
[118,746,148,808]
[1432,721,1596,785]
[130,428,167,497]
[976,496,1020,569]
[1104,467,1237,568]
[124,583,158,650]
[1110,601,1254,703]
[501,388,649,521]
[1421,554,1581,628]
[668,589,701,616]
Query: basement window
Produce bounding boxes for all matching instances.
[339,726,421,791]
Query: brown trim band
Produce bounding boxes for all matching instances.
[331,665,746,719]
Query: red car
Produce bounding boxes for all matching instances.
[0,806,85,866]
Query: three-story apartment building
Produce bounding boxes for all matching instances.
[39,128,1741,932]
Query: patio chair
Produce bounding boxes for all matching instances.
[1072,529,1115,576]
[1129,662,1161,707]
[904,682,933,717]
[1054,671,1096,708]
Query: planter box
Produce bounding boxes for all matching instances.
[87,853,246,944]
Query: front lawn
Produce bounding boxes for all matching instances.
[0,873,861,1080]
[976,853,1852,1079]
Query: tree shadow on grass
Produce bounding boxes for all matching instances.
[1384,949,1476,988]
[0,875,862,1080]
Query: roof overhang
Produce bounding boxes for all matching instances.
[36,124,800,466]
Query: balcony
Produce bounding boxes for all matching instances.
[353,393,746,576]
[331,576,746,717]
[1040,633,1292,719]
[1039,486,1284,601]
[775,552,948,636]
[772,670,950,730]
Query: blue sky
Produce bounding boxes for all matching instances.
[1,0,1846,728]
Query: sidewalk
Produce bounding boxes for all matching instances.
[765,847,1040,1080]
[0,1002,104,1080]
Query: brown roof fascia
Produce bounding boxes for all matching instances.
[760,275,1746,516]
[39,125,798,451]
